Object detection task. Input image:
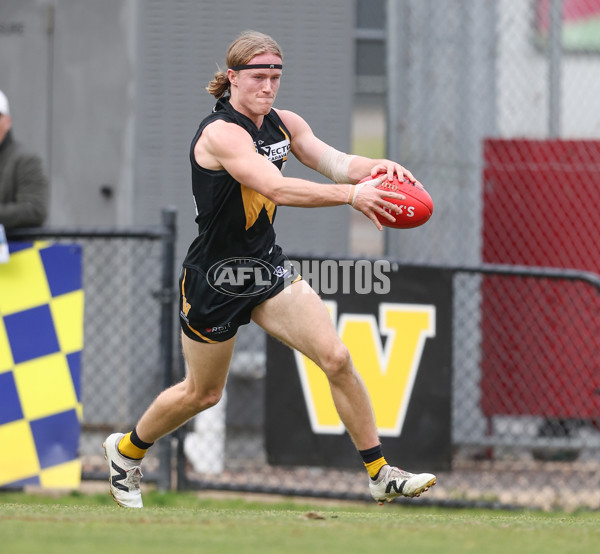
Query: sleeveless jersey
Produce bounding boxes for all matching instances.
[183,97,292,271]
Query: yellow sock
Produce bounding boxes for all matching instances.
[364,456,388,479]
[118,431,149,460]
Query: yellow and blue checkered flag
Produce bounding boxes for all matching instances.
[0,241,84,489]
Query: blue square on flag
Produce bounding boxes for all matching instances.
[0,371,23,425]
[4,305,60,364]
[30,409,80,469]
[7,241,33,255]
[39,244,83,297]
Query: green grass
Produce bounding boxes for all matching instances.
[1,490,599,554]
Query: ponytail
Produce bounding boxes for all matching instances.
[206,68,230,99]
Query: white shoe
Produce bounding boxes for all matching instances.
[103,433,144,508]
[369,465,436,504]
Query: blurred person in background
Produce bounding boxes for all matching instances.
[0,89,48,229]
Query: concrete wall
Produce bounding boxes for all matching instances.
[0,0,51,166]
[1,0,355,261]
[49,0,137,227]
[133,0,355,263]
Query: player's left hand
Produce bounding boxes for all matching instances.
[370,160,416,184]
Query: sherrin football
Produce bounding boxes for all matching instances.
[360,173,434,229]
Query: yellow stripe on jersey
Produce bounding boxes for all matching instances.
[238,124,288,229]
[240,184,276,230]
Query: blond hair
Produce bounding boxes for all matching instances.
[206,31,283,99]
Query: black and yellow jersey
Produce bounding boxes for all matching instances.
[183,97,291,271]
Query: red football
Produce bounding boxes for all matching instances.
[360,173,434,229]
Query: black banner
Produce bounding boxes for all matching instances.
[265,260,453,472]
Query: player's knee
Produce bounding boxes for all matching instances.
[320,342,351,379]
[187,388,223,413]
[201,389,223,410]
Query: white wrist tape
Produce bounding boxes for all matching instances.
[317,146,355,183]
[347,177,382,206]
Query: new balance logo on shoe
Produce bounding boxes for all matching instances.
[385,479,407,495]
[111,461,129,492]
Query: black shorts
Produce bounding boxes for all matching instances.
[179,245,301,343]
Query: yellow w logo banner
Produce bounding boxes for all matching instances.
[295,301,436,436]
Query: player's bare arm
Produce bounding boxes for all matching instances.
[276,109,416,183]
[196,119,403,229]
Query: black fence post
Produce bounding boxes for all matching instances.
[157,207,177,492]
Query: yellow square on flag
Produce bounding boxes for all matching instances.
[0,420,40,486]
[39,459,82,489]
[50,290,85,353]
[13,353,78,421]
[0,248,51,315]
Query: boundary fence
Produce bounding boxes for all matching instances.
[5,218,600,510]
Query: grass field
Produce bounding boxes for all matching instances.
[1,489,599,554]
